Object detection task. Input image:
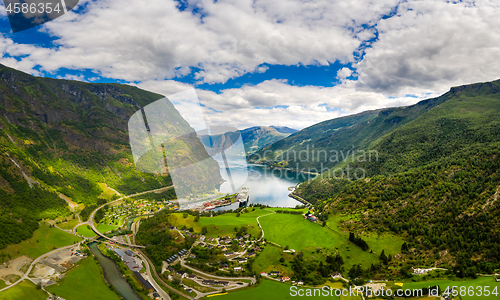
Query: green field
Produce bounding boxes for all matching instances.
[76,225,97,238]
[58,218,81,230]
[259,213,340,250]
[47,257,121,300]
[253,244,293,275]
[324,214,404,269]
[169,208,271,238]
[0,280,8,289]
[0,280,47,300]
[0,223,82,263]
[97,223,120,233]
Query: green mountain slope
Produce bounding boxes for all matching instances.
[0,64,218,249]
[294,80,500,276]
[249,88,463,172]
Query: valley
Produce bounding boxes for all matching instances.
[0,65,499,300]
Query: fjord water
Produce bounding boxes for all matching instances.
[213,162,309,211]
[88,242,142,300]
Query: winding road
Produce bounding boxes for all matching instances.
[0,242,81,293]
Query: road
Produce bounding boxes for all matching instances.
[0,242,81,292]
[255,209,276,240]
[83,186,174,248]
[179,259,256,284]
[136,252,171,300]
[138,250,194,300]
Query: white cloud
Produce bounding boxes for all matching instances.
[356,0,500,95]
[2,0,500,131]
[1,0,398,83]
[137,79,435,130]
[336,67,353,79]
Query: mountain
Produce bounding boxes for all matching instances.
[0,64,219,250]
[199,126,296,156]
[292,79,500,275]
[249,81,500,175]
[240,126,295,154]
[269,125,298,134]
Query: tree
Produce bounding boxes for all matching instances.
[380,250,388,265]
[201,226,208,235]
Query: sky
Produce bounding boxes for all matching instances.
[1,0,500,130]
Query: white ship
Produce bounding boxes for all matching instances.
[237,187,249,203]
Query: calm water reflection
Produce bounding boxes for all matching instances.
[213,163,310,211]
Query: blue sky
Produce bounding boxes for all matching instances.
[1,0,499,129]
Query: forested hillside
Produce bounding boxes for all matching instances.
[249,82,500,173]
[295,80,500,276]
[0,64,208,250]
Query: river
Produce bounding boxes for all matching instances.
[212,162,311,212]
[87,242,142,300]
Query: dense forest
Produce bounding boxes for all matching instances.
[0,64,179,250]
[292,80,500,278]
[136,210,195,268]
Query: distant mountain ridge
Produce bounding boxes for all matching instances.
[269,125,297,134]
[249,81,500,174]
[240,126,296,154]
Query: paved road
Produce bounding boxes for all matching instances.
[0,242,81,292]
[136,252,171,300]
[139,250,193,299]
[180,259,256,284]
[85,186,174,248]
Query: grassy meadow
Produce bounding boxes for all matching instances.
[324,214,404,270]
[97,223,120,233]
[0,223,82,263]
[259,213,341,249]
[0,280,47,300]
[169,208,271,238]
[76,225,97,238]
[253,244,294,275]
[47,257,120,300]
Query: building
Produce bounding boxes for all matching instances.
[176,270,187,278]
[269,271,281,276]
[237,258,247,263]
[125,250,135,257]
[233,266,243,271]
[113,248,126,257]
[133,272,154,292]
[281,277,290,282]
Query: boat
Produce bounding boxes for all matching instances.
[237,187,249,203]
